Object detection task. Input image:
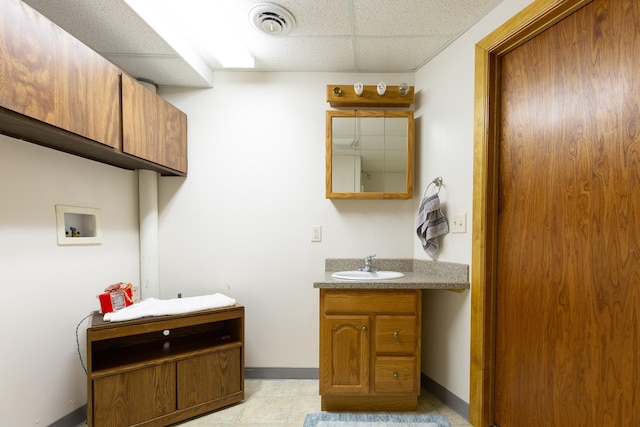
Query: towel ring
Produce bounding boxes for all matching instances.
[423,177,443,197]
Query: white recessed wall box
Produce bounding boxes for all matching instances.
[55,205,101,245]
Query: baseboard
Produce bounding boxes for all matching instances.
[421,373,469,421]
[48,404,86,427]
[244,366,319,379]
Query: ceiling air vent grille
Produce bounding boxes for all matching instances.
[249,3,296,36]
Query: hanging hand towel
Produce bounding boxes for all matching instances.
[416,193,449,257]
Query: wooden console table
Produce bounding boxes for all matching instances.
[86,305,244,426]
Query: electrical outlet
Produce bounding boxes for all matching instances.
[451,213,467,233]
[311,225,322,242]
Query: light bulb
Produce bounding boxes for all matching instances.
[354,82,363,96]
[399,83,409,97]
[377,82,386,96]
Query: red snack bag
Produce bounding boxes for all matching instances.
[99,282,134,313]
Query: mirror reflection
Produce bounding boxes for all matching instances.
[327,110,413,199]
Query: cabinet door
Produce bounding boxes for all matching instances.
[0,0,54,122]
[92,364,176,426]
[177,347,242,409]
[52,26,121,148]
[320,315,370,395]
[121,73,188,173]
[0,0,121,148]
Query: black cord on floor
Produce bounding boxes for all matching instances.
[76,312,94,375]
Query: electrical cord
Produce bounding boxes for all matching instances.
[75,312,94,375]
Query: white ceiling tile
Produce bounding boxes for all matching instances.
[22,0,504,87]
[353,0,502,35]
[355,36,451,72]
[250,37,355,71]
[25,0,176,55]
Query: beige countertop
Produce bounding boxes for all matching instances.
[313,258,470,290]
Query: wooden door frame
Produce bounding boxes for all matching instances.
[470,1,593,425]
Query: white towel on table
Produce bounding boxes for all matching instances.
[103,293,236,322]
[416,194,449,257]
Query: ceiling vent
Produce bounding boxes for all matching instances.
[249,3,296,36]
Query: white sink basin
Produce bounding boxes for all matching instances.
[331,270,404,281]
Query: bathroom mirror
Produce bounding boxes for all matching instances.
[326,110,414,199]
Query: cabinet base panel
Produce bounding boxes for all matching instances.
[128,391,244,427]
[321,395,417,412]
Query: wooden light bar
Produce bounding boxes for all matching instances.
[326,84,414,108]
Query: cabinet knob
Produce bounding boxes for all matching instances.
[393,331,400,339]
[393,372,399,380]
[362,326,368,332]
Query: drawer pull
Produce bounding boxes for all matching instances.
[393,372,399,380]
[393,331,400,339]
[362,326,368,333]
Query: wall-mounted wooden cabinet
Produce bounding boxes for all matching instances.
[326,110,414,199]
[0,0,187,176]
[87,305,244,426]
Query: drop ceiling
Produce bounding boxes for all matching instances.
[23,0,503,88]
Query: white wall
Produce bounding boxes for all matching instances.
[413,0,534,403]
[158,72,415,369]
[0,136,140,426]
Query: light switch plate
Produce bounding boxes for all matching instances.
[450,213,467,233]
[311,225,322,242]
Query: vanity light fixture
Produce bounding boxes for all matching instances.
[326,84,414,108]
[354,82,364,96]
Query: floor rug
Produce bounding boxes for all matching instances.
[302,412,451,427]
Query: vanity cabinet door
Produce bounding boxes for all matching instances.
[0,0,121,148]
[320,315,371,395]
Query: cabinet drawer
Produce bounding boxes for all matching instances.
[374,357,417,394]
[375,315,417,354]
[322,290,418,314]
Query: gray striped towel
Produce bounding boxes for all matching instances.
[416,194,449,257]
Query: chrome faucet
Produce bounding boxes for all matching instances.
[361,254,377,272]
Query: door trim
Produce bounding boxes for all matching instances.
[470,1,592,425]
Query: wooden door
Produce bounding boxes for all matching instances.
[495,0,640,425]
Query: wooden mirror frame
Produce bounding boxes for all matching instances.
[326,110,414,199]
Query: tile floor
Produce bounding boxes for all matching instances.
[175,379,473,427]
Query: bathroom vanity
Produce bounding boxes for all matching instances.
[314,258,469,411]
[319,288,421,411]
